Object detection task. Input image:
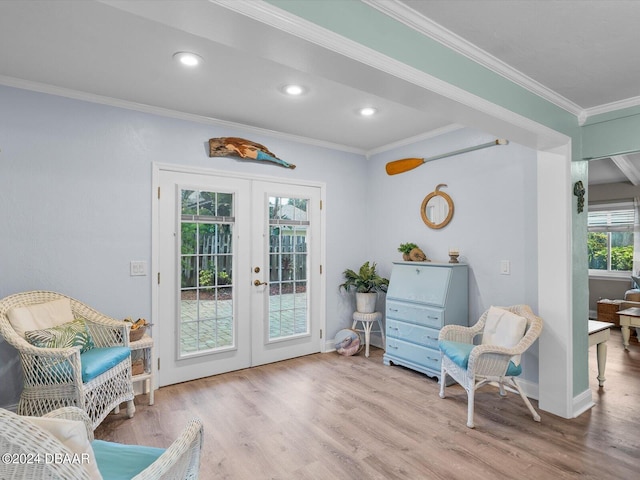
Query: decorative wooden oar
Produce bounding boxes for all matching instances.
[385,139,508,175]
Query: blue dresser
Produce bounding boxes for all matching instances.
[383,261,468,381]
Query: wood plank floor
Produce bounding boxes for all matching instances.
[96,329,640,479]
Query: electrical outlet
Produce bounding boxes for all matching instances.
[130,261,147,276]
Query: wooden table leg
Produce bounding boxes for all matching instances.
[621,325,631,350]
[596,341,607,387]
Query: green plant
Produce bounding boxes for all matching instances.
[339,261,389,293]
[398,242,418,254]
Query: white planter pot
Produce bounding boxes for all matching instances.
[356,292,377,313]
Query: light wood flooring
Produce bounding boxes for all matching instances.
[96,329,640,479]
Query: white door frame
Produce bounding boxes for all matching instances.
[151,163,327,388]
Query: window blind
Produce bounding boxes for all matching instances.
[588,208,634,232]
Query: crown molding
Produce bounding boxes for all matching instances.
[0,74,367,155]
[214,1,568,147]
[362,0,585,118]
[583,95,640,120]
[366,124,464,157]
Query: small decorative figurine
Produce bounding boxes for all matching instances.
[573,181,585,213]
[209,137,296,169]
[448,248,460,264]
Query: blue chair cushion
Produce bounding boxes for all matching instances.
[439,340,522,376]
[92,440,165,480]
[80,347,130,383]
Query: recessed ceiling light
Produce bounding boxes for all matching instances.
[281,84,307,96]
[173,51,203,67]
[359,107,378,117]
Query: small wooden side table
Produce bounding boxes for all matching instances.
[588,320,612,387]
[616,307,640,350]
[352,311,384,358]
[129,334,155,405]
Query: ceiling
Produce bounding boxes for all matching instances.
[0,0,639,183]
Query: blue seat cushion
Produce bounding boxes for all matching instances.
[439,340,522,376]
[92,440,165,480]
[80,347,130,383]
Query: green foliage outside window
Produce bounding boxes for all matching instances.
[588,232,633,271]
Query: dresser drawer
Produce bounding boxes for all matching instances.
[386,337,441,370]
[386,300,444,328]
[386,319,439,349]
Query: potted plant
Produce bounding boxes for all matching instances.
[398,242,418,261]
[339,261,389,313]
[397,242,429,262]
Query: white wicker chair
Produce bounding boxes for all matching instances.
[438,304,544,428]
[0,291,135,430]
[0,407,203,479]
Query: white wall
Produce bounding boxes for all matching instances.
[0,85,369,407]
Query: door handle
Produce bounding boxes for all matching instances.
[254,280,268,286]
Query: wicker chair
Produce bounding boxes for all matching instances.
[438,304,544,428]
[0,291,135,430]
[0,407,203,479]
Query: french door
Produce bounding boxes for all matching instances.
[156,168,322,386]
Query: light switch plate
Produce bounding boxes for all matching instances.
[500,260,510,275]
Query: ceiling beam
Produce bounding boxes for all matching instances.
[611,155,640,186]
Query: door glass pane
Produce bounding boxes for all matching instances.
[180,188,234,357]
[268,197,309,340]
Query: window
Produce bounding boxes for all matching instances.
[588,203,634,273]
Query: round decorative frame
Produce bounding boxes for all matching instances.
[421,183,454,229]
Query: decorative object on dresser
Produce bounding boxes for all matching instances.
[421,184,454,229]
[448,248,460,263]
[339,261,389,313]
[397,242,430,262]
[384,261,468,380]
[438,304,544,429]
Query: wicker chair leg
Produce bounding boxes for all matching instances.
[511,378,541,422]
[466,386,475,428]
[498,379,507,397]
[126,400,135,418]
[439,365,447,398]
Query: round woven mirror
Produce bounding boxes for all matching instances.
[421,184,454,229]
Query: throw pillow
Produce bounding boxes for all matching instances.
[7,298,75,338]
[26,416,103,480]
[481,306,527,365]
[25,318,95,353]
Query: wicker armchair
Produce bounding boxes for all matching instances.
[0,407,203,479]
[438,304,543,428]
[0,291,135,430]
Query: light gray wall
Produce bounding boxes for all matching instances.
[0,85,369,408]
[367,128,539,382]
[0,86,541,408]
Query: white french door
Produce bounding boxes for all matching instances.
[156,168,322,386]
[251,181,322,366]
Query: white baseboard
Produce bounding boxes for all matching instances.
[572,388,595,417]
